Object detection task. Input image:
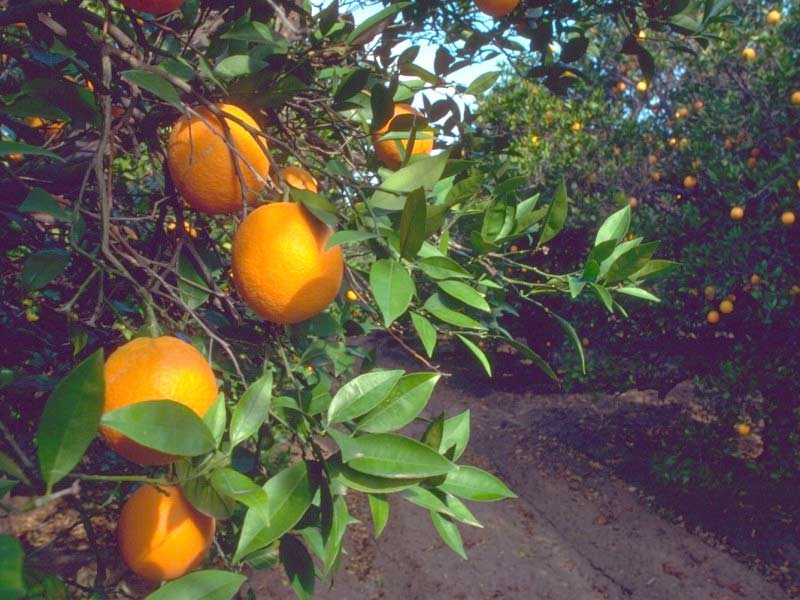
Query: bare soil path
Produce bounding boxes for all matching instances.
[251,344,792,600]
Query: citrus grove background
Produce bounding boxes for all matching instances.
[0,0,795,598]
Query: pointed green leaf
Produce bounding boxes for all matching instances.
[440,410,470,461]
[370,259,415,327]
[143,570,246,600]
[430,511,467,559]
[410,312,437,357]
[398,188,428,259]
[438,465,516,502]
[230,372,272,447]
[368,493,390,538]
[327,370,404,424]
[356,373,441,433]
[537,178,568,247]
[343,433,455,479]
[438,281,490,312]
[456,335,492,377]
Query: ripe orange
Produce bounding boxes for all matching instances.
[167,104,270,215]
[345,290,358,303]
[692,159,702,170]
[704,285,715,299]
[474,0,520,17]
[707,310,720,324]
[101,336,218,465]
[118,0,185,14]
[25,116,65,139]
[231,202,343,324]
[719,299,734,314]
[750,274,761,286]
[781,210,795,226]
[694,100,705,111]
[734,422,752,436]
[650,171,661,182]
[118,484,215,582]
[636,80,648,93]
[373,104,434,170]
[629,197,639,208]
[571,121,582,132]
[741,47,756,61]
[792,91,800,106]
[766,9,781,25]
[648,154,658,165]
[282,166,318,193]
[683,175,698,189]
[746,157,757,169]
[730,206,745,220]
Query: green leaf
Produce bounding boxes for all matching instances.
[604,242,660,284]
[322,494,349,574]
[398,188,428,259]
[346,2,411,44]
[401,486,481,527]
[100,400,216,458]
[0,451,29,487]
[234,461,317,563]
[616,287,661,302]
[177,251,209,310]
[537,178,568,247]
[333,69,370,104]
[439,410,470,461]
[438,466,516,502]
[589,283,614,313]
[466,71,501,95]
[220,22,289,52]
[421,413,444,450]
[325,230,377,251]
[213,55,266,80]
[327,370,404,424]
[328,454,423,493]
[418,256,472,280]
[37,350,104,491]
[505,339,558,382]
[203,393,226,446]
[370,152,451,211]
[370,259,415,327]
[121,70,181,105]
[630,259,679,281]
[594,206,631,247]
[0,141,63,161]
[410,312,437,357]
[280,536,315,600]
[289,189,338,227]
[582,239,618,282]
[342,433,455,479]
[456,335,492,377]
[210,468,270,527]
[357,373,441,433]
[437,281,490,312]
[21,248,69,292]
[230,372,272,447]
[365,493,391,542]
[430,511,467,559]
[424,293,486,330]
[181,470,236,520]
[0,535,26,600]
[551,311,585,374]
[19,188,70,221]
[143,570,246,600]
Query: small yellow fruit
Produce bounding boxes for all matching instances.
[766,9,781,25]
[730,206,745,220]
[683,175,698,189]
[668,137,678,147]
[509,245,519,252]
[692,159,702,170]
[629,197,639,208]
[704,285,715,299]
[790,284,800,296]
[750,274,761,286]
[637,30,646,40]
[741,47,756,62]
[747,157,757,169]
[581,337,590,347]
[694,100,705,111]
[707,310,720,324]
[345,290,358,303]
[781,211,795,226]
[792,91,800,106]
[636,80,648,93]
[651,171,661,182]
[734,422,751,436]
[719,299,734,314]
[571,121,582,132]
[648,154,658,165]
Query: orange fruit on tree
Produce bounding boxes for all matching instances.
[730,206,745,220]
[345,289,358,303]
[25,116,65,139]
[636,80,648,93]
[741,47,756,61]
[167,104,270,215]
[704,285,715,299]
[683,175,698,189]
[766,9,781,25]
[746,156,757,168]
[750,274,761,286]
[231,202,343,324]
[719,299,734,314]
[118,0,185,14]
[629,197,639,208]
[282,166,318,193]
[372,103,434,170]
[694,100,705,111]
[781,210,795,226]
[734,422,752,436]
[100,336,218,465]
[707,310,720,324]
[474,0,520,17]
[118,484,215,582]
[792,91,800,106]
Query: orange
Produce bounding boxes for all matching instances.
[167,104,270,215]
[101,336,218,465]
[282,166,318,193]
[118,0,185,14]
[734,423,751,436]
[118,484,215,582]
[636,80,648,93]
[648,154,658,165]
[719,299,734,314]
[474,0,520,17]
[792,91,800,106]
[730,206,744,220]
[571,121,582,132]
[345,290,358,303]
[629,197,639,208]
[372,104,434,170]
[231,202,343,324]
[683,175,698,189]
[25,116,65,139]
[750,274,761,286]
[766,9,781,25]
[707,310,720,324]
[741,47,756,61]
[781,211,795,226]
[704,285,715,299]
[694,100,705,111]
[650,171,661,182]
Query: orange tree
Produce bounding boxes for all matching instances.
[475,1,800,488]
[0,1,713,597]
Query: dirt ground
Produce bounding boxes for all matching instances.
[4,342,797,599]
